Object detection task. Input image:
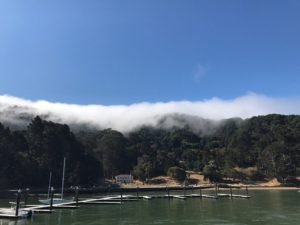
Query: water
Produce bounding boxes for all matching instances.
[0,190,299,225]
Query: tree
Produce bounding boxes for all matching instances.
[202,160,222,183]
[167,167,186,182]
[94,129,128,178]
[25,117,102,186]
[133,155,156,181]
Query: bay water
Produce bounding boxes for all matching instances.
[0,190,299,225]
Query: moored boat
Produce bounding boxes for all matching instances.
[39,157,72,204]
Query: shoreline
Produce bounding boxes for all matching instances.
[0,185,298,198]
[120,174,300,191]
[120,184,300,191]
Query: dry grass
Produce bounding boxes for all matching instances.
[234,167,257,177]
[119,170,296,189]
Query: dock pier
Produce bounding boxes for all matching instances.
[0,184,251,220]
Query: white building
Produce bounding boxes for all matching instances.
[115,174,134,184]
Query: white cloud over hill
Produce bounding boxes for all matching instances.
[0,93,299,132]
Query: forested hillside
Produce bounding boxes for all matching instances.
[0,114,299,188]
[0,117,102,188]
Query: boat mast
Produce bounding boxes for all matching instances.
[47,171,52,199]
[61,157,66,199]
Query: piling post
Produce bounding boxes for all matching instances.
[230,186,233,199]
[246,186,249,196]
[50,187,54,211]
[75,186,79,207]
[215,183,218,198]
[15,189,21,217]
[136,185,139,198]
[120,188,123,203]
[24,188,29,206]
[166,186,170,198]
[199,188,202,198]
[108,184,111,195]
[183,185,186,197]
[92,185,96,196]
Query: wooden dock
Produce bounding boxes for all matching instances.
[79,201,121,205]
[230,194,251,199]
[172,195,187,200]
[0,186,251,220]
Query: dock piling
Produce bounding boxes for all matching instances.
[230,187,233,199]
[108,184,111,195]
[120,188,123,202]
[92,185,96,196]
[75,186,79,206]
[246,186,249,196]
[199,188,202,198]
[24,188,29,206]
[50,187,54,211]
[15,189,21,217]
[136,185,139,198]
[166,186,170,198]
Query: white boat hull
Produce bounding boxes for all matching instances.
[38,198,73,205]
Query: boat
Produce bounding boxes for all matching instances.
[39,157,72,204]
[0,207,32,218]
[38,197,72,205]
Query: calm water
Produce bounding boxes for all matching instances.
[0,190,299,225]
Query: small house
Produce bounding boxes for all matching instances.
[115,174,134,184]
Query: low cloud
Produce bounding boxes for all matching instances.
[0,93,299,133]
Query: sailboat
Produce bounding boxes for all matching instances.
[39,157,72,204]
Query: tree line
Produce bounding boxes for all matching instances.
[0,114,299,189]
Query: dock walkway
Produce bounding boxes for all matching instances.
[0,187,251,220]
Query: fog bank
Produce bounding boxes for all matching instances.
[0,93,299,133]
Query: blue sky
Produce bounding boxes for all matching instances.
[0,0,299,105]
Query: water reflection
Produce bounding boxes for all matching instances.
[57,210,62,225]
[0,219,27,225]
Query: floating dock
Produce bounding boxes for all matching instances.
[0,186,251,220]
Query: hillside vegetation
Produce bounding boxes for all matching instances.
[0,114,299,188]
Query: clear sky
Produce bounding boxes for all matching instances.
[0,0,299,105]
